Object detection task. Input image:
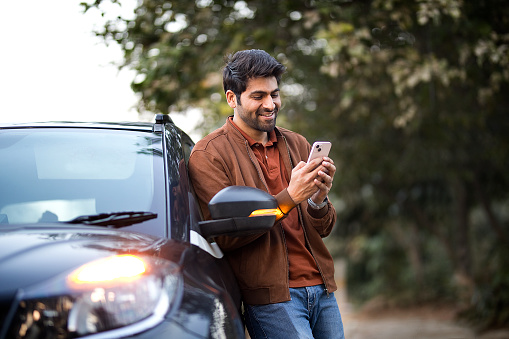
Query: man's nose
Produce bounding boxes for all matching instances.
[263,96,276,111]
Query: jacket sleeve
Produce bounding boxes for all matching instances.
[306,200,337,237]
[188,149,230,221]
[188,148,270,251]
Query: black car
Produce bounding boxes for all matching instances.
[0,114,278,338]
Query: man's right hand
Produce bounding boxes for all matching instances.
[286,157,324,205]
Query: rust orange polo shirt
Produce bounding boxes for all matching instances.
[229,117,322,288]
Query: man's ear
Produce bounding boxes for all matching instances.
[226,90,237,108]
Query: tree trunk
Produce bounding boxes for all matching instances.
[451,178,474,301]
[473,174,507,243]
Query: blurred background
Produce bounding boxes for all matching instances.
[2,0,508,336]
[0,0,200,138]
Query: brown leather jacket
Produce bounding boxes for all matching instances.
[188,118,337,304]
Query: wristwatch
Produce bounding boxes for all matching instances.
[308,197,328,209]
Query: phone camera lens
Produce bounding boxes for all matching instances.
[317,148,322,152]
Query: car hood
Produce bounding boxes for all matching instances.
[0,225,167,294]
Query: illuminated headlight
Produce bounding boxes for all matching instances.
[10,255,181,338]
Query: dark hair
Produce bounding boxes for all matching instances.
[222,49,286,100]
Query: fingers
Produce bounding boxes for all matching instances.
[311,176,330,205]
[317,169,333,186]
[322,157,335,169]
[315,171,332,191]
[305,157,322,170]
[314,157,336,183]
[314,157,336,200]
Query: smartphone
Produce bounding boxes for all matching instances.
[307,141,332,163]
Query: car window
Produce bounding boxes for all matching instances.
[0,129,165,232]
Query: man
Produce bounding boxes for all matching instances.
[188,49,345,339]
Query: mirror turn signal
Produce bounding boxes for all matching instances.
[249,208,283,218]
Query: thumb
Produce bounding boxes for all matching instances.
[293,161,307,170]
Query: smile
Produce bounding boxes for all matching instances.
[259,111,275,118]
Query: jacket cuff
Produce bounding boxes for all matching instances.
[275,188,297,217]
[307,200,329,219]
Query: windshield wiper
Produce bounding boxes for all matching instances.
[67,211,157,228]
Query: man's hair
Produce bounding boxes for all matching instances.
[222,49,286,100]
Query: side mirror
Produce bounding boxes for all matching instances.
[198,186,278,240]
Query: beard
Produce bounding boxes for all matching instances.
[239,105,279,133]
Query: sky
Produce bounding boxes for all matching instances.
[0,0,200,139]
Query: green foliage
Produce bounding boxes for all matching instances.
[460,245,509,332]
[82,0,509,329]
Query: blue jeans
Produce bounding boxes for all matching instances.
[244,284,345,339]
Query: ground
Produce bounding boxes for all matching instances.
[341,302,509,339]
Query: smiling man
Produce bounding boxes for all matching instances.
[188,49,345,339]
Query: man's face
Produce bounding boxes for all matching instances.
[235,76,281,134]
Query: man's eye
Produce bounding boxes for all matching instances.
[271,93,279,98]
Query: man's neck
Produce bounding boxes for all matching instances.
[251,131,269,145]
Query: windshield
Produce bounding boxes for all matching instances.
[0,128,165,233]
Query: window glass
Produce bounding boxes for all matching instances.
[0,129,164,229]
[34,133,139,180]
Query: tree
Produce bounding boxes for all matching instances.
[83,0,509,329]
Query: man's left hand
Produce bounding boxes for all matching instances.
[311,157,336,205]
